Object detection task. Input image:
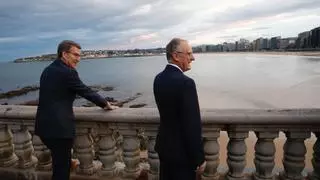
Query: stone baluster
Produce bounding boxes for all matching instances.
[32,135,52,171]
[74,127,97,175]
[308,132,320,180]
[13,125,37,169]
[0,124,18,167]
[253,131,278,180]
[118,124,140,180]
[202,127,220,180]
[226,130,248,180]
[145,125,159,180]
[280,131,310,180]
[97,126,116,177]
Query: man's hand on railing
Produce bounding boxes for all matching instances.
[104,102,119,111]
[104,105,119,110]
[195,160,206,174]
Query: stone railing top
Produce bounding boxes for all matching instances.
[1,105,320,125]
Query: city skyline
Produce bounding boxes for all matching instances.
[0,0,320,61]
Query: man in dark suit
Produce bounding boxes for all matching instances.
[153,38,206,180]
[35,40,117,180]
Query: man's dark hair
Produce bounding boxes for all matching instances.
[57,40,81,58]
[166,38,186,62]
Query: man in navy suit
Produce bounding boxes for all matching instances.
[153,38,206,180]
[35,40,117,180]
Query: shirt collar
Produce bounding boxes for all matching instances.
[168,63,183,72]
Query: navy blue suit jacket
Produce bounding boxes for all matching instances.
[153,64,205,170]
[35,59,107,138]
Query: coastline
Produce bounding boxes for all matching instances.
[83,53,164,60]
[13,53,165,63]
[13,51,320,63]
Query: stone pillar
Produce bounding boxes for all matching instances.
[202,127,220,180]
[226,130,248,180]
[145,125,159,180]
[0,125,18,167]
[308,132,320,180]
[74,128,97,175]
[98,127,116,177]
[13,125,37,169]
[280,131,310,180]
[118,124,140,180]
[253,131,278,180]
[32,135,52,171]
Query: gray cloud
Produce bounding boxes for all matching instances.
[251,27,270,31]
[0,0,319,61]
[0,0,196,45]
[217,35,239,39]
[211,0,320,24]
[0,1,152,36]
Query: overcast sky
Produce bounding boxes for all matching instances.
[0,0,319,61]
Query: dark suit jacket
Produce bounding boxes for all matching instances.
[153,64,205,170]
[35,59,107,138]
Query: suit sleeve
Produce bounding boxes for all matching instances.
[66,70,107,108]
[181,78,205,169]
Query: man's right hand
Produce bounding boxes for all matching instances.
[104,105,119,111]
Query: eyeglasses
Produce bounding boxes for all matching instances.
[67,51,81,57]
[175,51,193,56]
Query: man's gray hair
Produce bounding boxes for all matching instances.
[166,38,186,62]
[57,40,81,58]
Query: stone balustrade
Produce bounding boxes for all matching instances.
[0,105,320,180]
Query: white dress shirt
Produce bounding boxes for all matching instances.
[168,63,183,72]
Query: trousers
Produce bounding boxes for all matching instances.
[41,138,74,180]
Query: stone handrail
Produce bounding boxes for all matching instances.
[0,105,319,180]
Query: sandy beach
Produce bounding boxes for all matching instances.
[253,51,320,57]
[197,51,320,57]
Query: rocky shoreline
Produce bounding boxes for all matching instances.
[0,85,39,99]
[0,85,147,108]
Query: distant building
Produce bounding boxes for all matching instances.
[222,42,236,52]
[261,38,268,50]
[296,31,311,49]
[279,39,289,49]
[237,39,250,51]
[206,45,222,52]
[270,36,281,49]
[255,37,264,51]
[252,40,257,51]
[235,41,238,51]
[279,37,297,49]
[192,46,202,53]
[249,41,255,51]
[267,39,271,49]
[198,45,207,52]
[217,44,223,52]
[310,27,320,48]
